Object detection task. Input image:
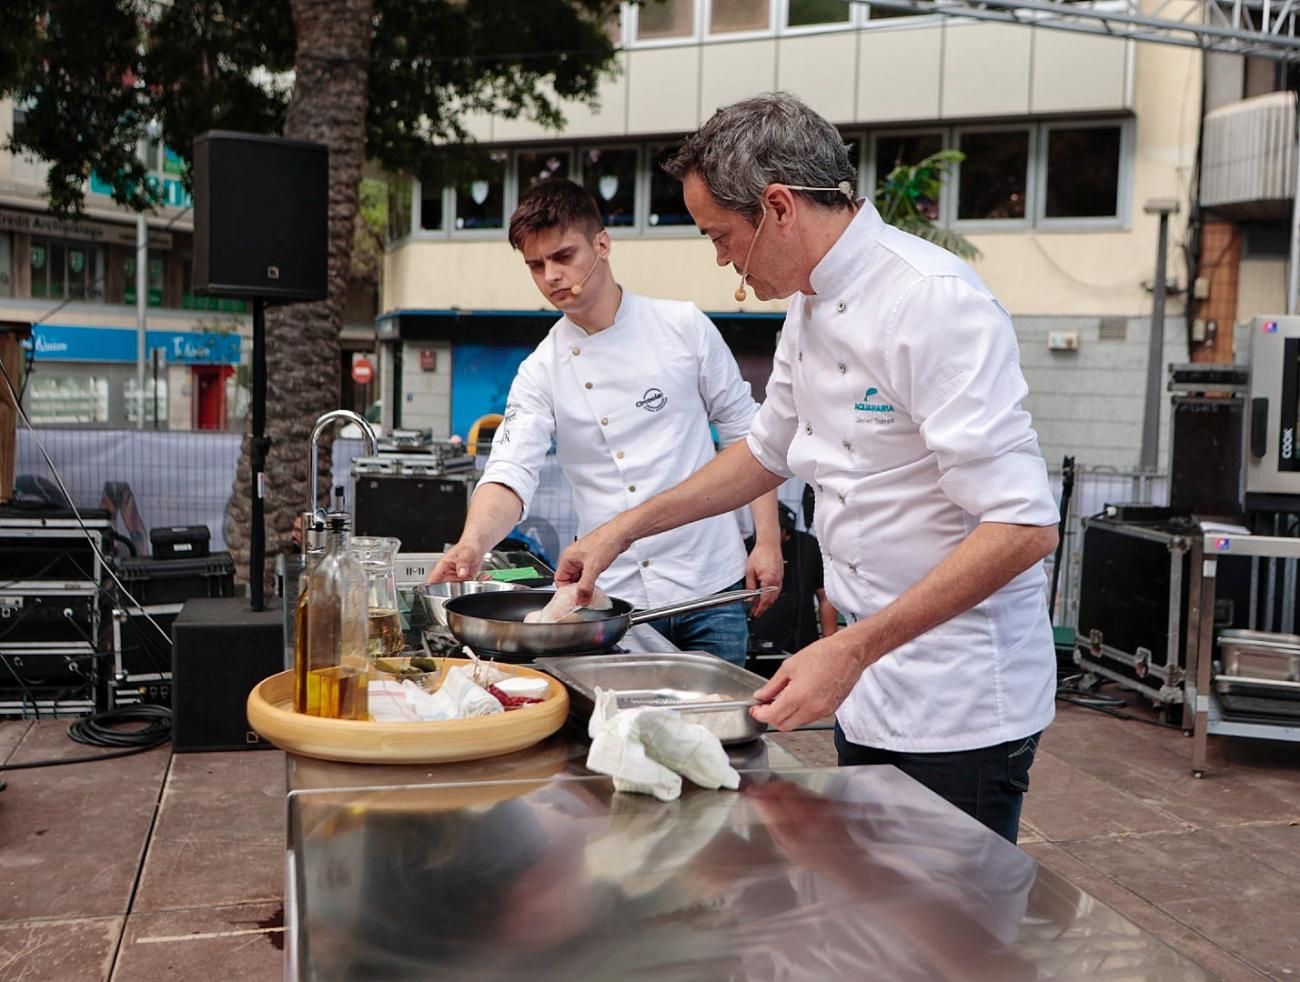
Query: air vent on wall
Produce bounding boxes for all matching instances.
[1099,318,1127,341]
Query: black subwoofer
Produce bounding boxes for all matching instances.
[171,597,283,752]
[192,131,329,301]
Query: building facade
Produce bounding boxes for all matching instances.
[380,0,1209,471]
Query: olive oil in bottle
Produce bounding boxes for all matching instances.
[303,515,370,720]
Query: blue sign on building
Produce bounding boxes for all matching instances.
[24,325,241,365]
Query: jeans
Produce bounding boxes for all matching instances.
[644,579,750,666]
[834,724,1041,844]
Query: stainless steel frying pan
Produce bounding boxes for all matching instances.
[440,588,773,658]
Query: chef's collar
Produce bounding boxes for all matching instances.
[807,199,885,298]
[562,286,630,338]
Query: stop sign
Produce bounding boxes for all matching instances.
[351,357,374,385]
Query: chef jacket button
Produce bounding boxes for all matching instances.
[641,559,651,568]
[600,417,608,425]
[836,301,847,313]
[816,483,823,493]
[848,562,858,573]
[616,450,625,459]
[584,382,593,389]
[837,493,846,504]
[628,485,636,492]
[804,423,812,435]
[842,440,852,452]
[797,351,803,362]
[572,347,581,356]
[837,362,847,374]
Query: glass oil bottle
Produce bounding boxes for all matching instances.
[303,514,370,719]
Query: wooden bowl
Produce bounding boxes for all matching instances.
[246,659,569,765]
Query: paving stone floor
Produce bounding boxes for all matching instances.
[2,693,1297,980]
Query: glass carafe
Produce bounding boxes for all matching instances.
[349,535,404,661]
[304,516,370,719]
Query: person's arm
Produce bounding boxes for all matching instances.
[427,354,555,582]
[555,440,784,604]
[558,317,802,605]
[752,522,1056,729]
[816,588,838,639]
[745,490,782,616]
[427,482,526,582]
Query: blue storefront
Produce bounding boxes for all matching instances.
[22,324,243,428]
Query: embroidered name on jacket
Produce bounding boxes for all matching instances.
[854,387,896,424]
[636,388,667,413]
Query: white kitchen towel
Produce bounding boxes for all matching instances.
[585,688,740,801]
[426,665,503,720]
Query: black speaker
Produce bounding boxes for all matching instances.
[354,474,474,552]
[171,597,284,752]
[192,131,329,301]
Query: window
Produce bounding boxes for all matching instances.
[124,375,168,426]
[12,100,31,145]
[26,375,110,425]
[956,129,1030,222]
[581,146,637,228]
[124,252,164,306]
[711,0,770,33]
[517,149,571,205]
[454,151,508,230]
[874,132,943,220]
[787,0,851,27]
[648,143,693,228]
[420,184,444,231]
[388,175,414,240]
[867,0,933,21]
[1043,124,1122,220]
[637,0,696,39]
[31,238,105,302]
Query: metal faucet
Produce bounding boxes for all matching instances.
[308,409,378,520]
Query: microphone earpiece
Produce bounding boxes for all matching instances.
[569,254,602,297]
[734,285,747,302]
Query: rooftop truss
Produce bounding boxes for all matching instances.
[850,0,1300,61]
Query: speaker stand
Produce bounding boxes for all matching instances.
[249,297,270,611]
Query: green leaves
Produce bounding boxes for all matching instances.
[1,0,622,217]
[874,148,980,261]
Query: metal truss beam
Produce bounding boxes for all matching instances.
[851,0,1300,61]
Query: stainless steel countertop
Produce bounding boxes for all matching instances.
[286,756,1213,981]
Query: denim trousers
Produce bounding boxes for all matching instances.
[644,579,750,666]
[834,724,1041,844]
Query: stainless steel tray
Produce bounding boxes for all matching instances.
[535,652,768,745]
[1217,629,1300,683]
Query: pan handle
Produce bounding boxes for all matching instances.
[628,587,777,625]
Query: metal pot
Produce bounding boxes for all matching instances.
[441,588,772,658]
[413,580,526,628]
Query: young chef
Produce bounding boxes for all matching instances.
[428,178,782,665]
[552,94,1059,843]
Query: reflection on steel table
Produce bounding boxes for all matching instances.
[288,763,1212,981]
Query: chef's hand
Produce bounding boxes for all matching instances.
[426,541,483,583]
[744,541,783,617]
[751,629,870,731]
[554,521,630,606]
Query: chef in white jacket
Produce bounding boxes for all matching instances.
[429,178,782,665]
[554,94,1059,843]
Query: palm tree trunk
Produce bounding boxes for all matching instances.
[225,0,374,593]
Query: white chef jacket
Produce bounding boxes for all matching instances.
[747,201,1058,753]
[480,290,755,608]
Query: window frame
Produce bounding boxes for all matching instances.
[1034,117,1133,231]
[515,146,575,208]
[950,122,1037,232]
[703,0,779,41]
[626,0,704,47]
[577,143,641,234]
[449,149,512,237]
[640,141,700,238]
[778,0,862,35]
[865,127,946,215]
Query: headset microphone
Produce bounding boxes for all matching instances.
[569,255,602,298]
